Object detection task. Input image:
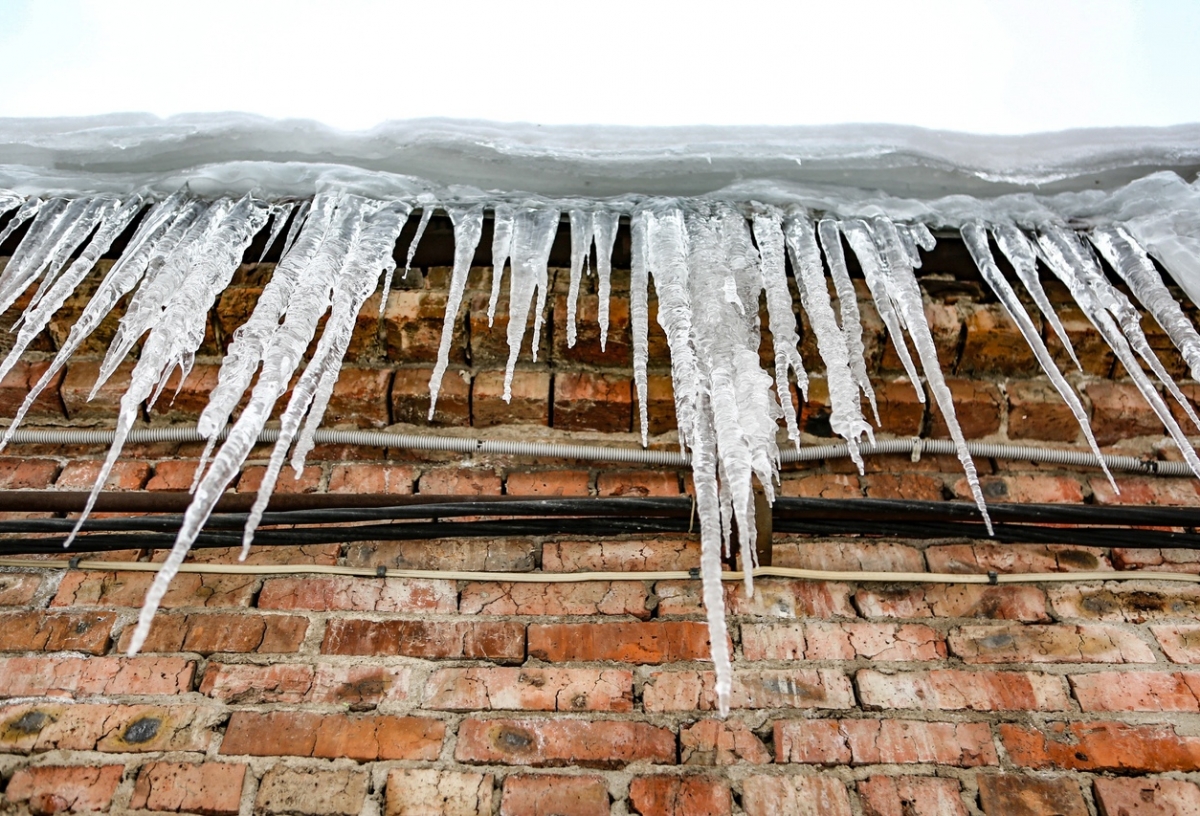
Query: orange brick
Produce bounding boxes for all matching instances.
[1153,625,1200,663]
[644,374,677,436]
[328,463,415,494]
[386,769,494,816]
[0,572,41,606]
[0,702,220,753]
[505,469,590,496]
[960,303,1038,376]
[596,469,680,497]
[258,576,456,613]
[61,359,135,422]
[222,710,444,761]
[776,719,997,766]
[978,774,1087,816]
[0,610,115,654]
[779,473,860,498]
[859,776,967,816]
[643,669,853,712]
[424,667,633,712]
[1093,778,1200,816]
[1049,584,1200,622]
[56,459,150,490]
[5,765,123,814]
[322,619,525,662]
[467,291,550,369]
[54,570,255,609]
[679,719,772,766]
[528,621,712,663]
[742,775,851,816]
[472,369,549,426]
[131,762,246,815]
[1001,721,1200,772]
[552,293,634,367]
[145,460,205,491]
[418,466,501,495]
[925,543,1108,574]
[1007,379,1082,441]
[929,378,1003,439]
[1087,381,1161,444]
[552,371,632,432]
[237,464,322,494]
[871,378,925,436]
[455,718,674,767]
[151,364,224,423]
[461,581,648,617]
[1046,303,1115,376]
[324,367,391,427]
[1091,475,1200,506]
[742,622,944,662]
[861,472,943,501]
[855,584,1049,621]
[0,361,65,423]
[500,774,608,816]
[542,538,699,572]
[199,662,315,704]
[256,766,369,816]
[948,624,1153,664]
[856,669,1069,711]
[391,366,470,426]
[1070,671,1200,712]
[117,612,308,655]
[0,655,194,698]
[629,776,732,816]
[384,290,464,364]
[657,578,856,618]
[770,540,924,572]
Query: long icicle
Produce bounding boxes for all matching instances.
[593,210,620,351]
[993,223,1081,370]
[752,207,806,447]
[565,209,593,348]
[630,210,651,446]
[818,219,878,421]
[429,204,484,417]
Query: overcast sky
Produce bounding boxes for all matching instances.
[0,0,1196,135]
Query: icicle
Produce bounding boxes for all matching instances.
[23,196,123,315]
[870,216,993,534]
[630,210,651,446]
[645,208,698,448]
[488,205,515,327]
[593,210,620,352]
[502,207,559,400]
[0,197,42,248]
[256,202,296,262]
[817,219,878,422]
[429,204,484,418]
[0,191,23,223]
[280,199,311,258]
[403,204,434,277]
[565,209,593,348]
[993,223,1080,370]
[962,222,1116,491]
[784,211,874,470]
[1092,225,1200,381]
[0,197,72,314]
[750,208,805,446]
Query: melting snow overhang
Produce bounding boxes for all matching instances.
[1,114,1200,714]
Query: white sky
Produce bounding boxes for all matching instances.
[0,0,1196,135]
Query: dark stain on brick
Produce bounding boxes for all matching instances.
[123,717,161,744]
[492,725,535,754]
[9,711,48,735]
[1057,550,1100,570]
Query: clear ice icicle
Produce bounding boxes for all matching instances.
[751,208,805,446]
[593,210,620,351]
[281,199,311,257]
[962,222,1116,491]
[502,207,559,400]
[993,223,1080,370]
[817,219,877,421]
[630,210,651,446]
[23,196,122,315]
[645,208,698,448]
[488,205,514,327]
[0,197,42,248]
[1091,225,1200,381]
[566,209,592,348]
[0,197,71,314]
[256,202,296,262]
[429,204,484,418]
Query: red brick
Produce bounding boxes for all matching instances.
[5,765,123,814]
[255,766,368,816]
[978,775,1087,816]
[1007,379,1083,441]
[54,571,255,609]
[0,702,221,753]
[385,290,465,363]
[960,303,1038,376]
[629,776,731,816]
[771,540,925,572]
[1070,671,1200,712]
[657,578,856,618]
[347,538,534,571]
[1091,475,1200,506]
[117,612,308,654]
[455,718,674,768]
[528,621,713,663]
[472,369,549,426]
[321,366,390,427]
[467,292,550,369]
[418,466,501,495]
[870,378,926,436]
[392,366,471,426]
[386,769,493,816]
[953,474,1083,504]
[925,543,1108,574]
[861,472,944,501]
[237,464,322,494]
[322,619,524,662]
[1000,721,1200,772]
[645,374,678,436]
[779,473,861,498]
[679,719,771,765]
[56,459,150,490]
[1047,303,1115,375]
[61,359,135,422]
[308,664,415,708]
[856,669,1070,710]
[0,572,41,606]
[552,371,632,432]
[929,378,1003,439]
[858,776,967,816]
[198,662,314,704]
[0,458,59,489]
[462,581,647,617]
[0,610,115,654]
[1153,624,1200,663]
[542,538,699,571]
[1113,547,1200,574]
[855,585,1049,621]
[643,669,854,712]
[948,623,1154,664]
[552,293,634,367]
[775,719,997,766]
[0,360,66,423]
[131,762,246,815]
[144,460,205,491]
[597,469,680,497]
[500,774,608,816]
[328,463,415,494]
[425,667,633,711]
[1088,381,1161,444]
[152,365,230,423]
[258,576,456,612]
[151,543,339,566]
[0,656,194,698]
[743,622,944,661]
[1093,777,1200,816]
[221,710,444,760]
[505,469,591,496]
[1049,583,1200,622]
[880,304,959,373]
[741,775,851,816]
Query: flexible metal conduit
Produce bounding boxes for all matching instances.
[5,427,1193,476]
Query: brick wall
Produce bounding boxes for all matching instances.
[2,256,1200,815]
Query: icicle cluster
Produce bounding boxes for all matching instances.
[2,182,1200,717]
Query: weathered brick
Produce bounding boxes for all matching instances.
[1070,671,1200,712]
[0,610,115,654]
[855,585,1049,621]
[0,360,66,423]
[858,776,967,816]
[961,303,1038,376]
[953,474,1084,504]
[629,776,732,816]
[881,303,960,373]
[347,538,535,572]
[198,662,314,704]
[978,774,1087,816]
[741,775,851,816]
[472,369,549,426]
[462,581,647,617]
[1093,777,1200,816]
[385,290,464,363]
[1153,624,1200,663]
[542,538,698,572]
[771,540,925,573]
[328,463,415,494]
[150,543,339,566]
[258,575,456,612]
[645,374,678,435]
[386,769,493,816]
[505,469,591,496]
[742,622,944,662]
[775,719,997,766]
[925,543,1108,574]
[323,366,391,427]
[425,667,632,712]
[528,622,713,663]
[467,292,549,369]
[860,472,944,501]
[597,469,680,497]
[392,366,471,426]
[0,656,194,698]
[117,612,308,655]
[500,774,608,816]
[145,460,204,491]
[56,459,150,490]
[62,360,137,422]
[553,371,632,432]
[1113,547,1200,574]
[679,719,771,766]
[1001,721,1200,772]
[643,669,854,712]
[948,624,1154,664]
[323,619,525,662]
[255,766,369,816]
[308,664,415,708]
[1047,303,1115,375]
[54,571,255,609]
[0,458,59,490]
[1092,475,1200,506]
[0,703,221,753]
[779,473,861,498]
[418,466,502,495]
[5,764,123,815]
[221,710,444,760]
[237,464,322,494]
[1088,381,1161,444]
[131,762,246,815]
[455,718,674,767]
[1050,583,1200,622]
[856,669,1070,711]
[1007,379,1083,441]
[657,579,856,618]
[929,378,1003,439]
[871,378,925,436]
[0,572,41,606]
[552,293,634,367]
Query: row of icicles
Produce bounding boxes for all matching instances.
[0,190,1198,714]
